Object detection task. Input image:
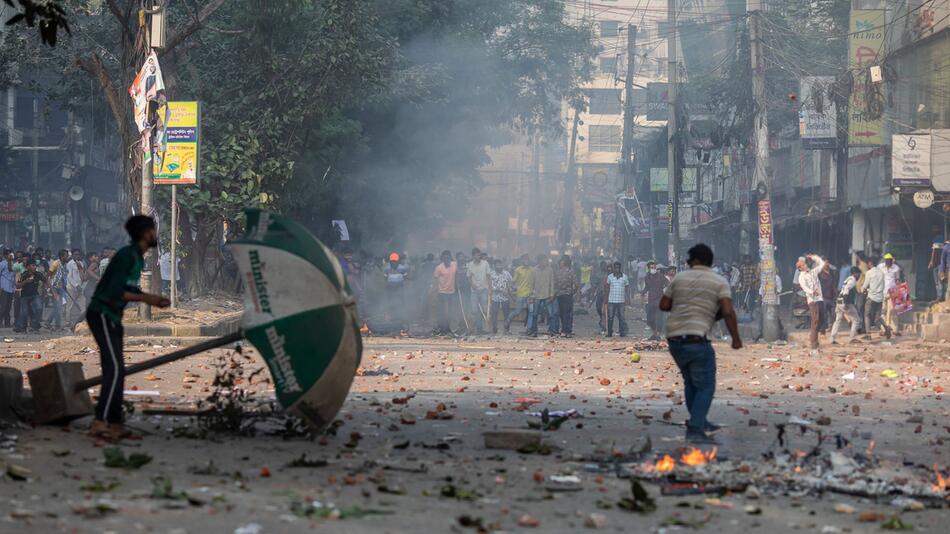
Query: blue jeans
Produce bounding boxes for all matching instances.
[607,302,626,336]
[16,294,42,331]
[471,288,489,331]
[506,297,529,330]
[527,298,558,335]
[47,288,65,328]
[668,339,716,435]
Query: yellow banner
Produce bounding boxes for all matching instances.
[154,101,200,185]
[848,10,885,145]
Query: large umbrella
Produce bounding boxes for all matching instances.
[228,209,362,431]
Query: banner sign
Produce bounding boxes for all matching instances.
[154,102,200,185]
[757,199,777,305]
[128,51,167,161]
[799,76,837,149]
[650,168,669,192]
[891,133,932,186]
[847,10,885,145]
[757,199,773,244]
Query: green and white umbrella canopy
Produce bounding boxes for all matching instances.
[228,209,362,431]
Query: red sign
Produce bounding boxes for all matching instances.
[757,199,773,245]
[0,200,18,222]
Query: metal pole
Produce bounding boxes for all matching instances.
[749,6,782,341]
[667,0,679,265]
[171,184,177,308]
[532,134,541,251]
[31,99,39,245]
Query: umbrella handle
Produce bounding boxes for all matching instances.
[75,330,245,392]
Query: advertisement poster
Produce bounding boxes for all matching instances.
[128,51,168,160]
[847,10,885,145]
[757,199,778,304]
[799,76,837,149]
[153,101,200,185]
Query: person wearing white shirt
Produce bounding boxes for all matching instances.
[878,253,902,335]
[796,254,824,349]
[861,256,889,339]
[830,267,861,344]
[64,249,87,327]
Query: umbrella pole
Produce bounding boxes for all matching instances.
[75,331,244,391]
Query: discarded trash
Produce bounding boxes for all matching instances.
[585,512,608,529]
[234,524,262,534]
[841,371,855,380]
[881,369,899,379]
[618,479,656,513]
[6,464,30,481]
[833,503,855,514]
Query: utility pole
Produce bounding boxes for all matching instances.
[561,107,580,253]
[531,134,541,252]
[31,98,40,245]
[139,7,155,320]
[666,0,679,265]
[621,24,653,260]
[749,4,782,341]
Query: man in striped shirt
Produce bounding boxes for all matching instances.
[659,243,742,445]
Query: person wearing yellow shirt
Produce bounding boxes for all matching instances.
[504,254,534,334]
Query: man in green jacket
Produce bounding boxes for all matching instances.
[87,215,170,441]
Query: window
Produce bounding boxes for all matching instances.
[600,20,619,37]
[599,56,618,75]
[588,89,622,115]
[588,125,621,152]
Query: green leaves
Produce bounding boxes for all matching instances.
[103,447,152,470]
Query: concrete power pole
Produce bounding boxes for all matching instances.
[561,107,580,253]
[620,24,650,259]
[666,0,679,265]
[749,5,782,341]
[139,9,155,320]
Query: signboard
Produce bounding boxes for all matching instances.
[799,76,837,149]
[681,167,697,192]
[650,168,669,192]
[678,204,694,239]
[154,101,200,185]
[847,10,885,145]
[632,83,669,121]
[757,199,773,245]
[913,190,934,209]
[0,200,18,222]
[892,133,931,186]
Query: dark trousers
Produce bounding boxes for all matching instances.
[607,302,626,336]
[595,294,605,329]
[864,299,888,336]
[87,309,125,424]
[15,295,42,331]
[668,339,716,435]
[557,294,573,335]
[490,300,510,333]
[436,293,454,333]
[808,302,821,348]
[854,292,867,333]
[0,290,12,327]
[645,303,658,333]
